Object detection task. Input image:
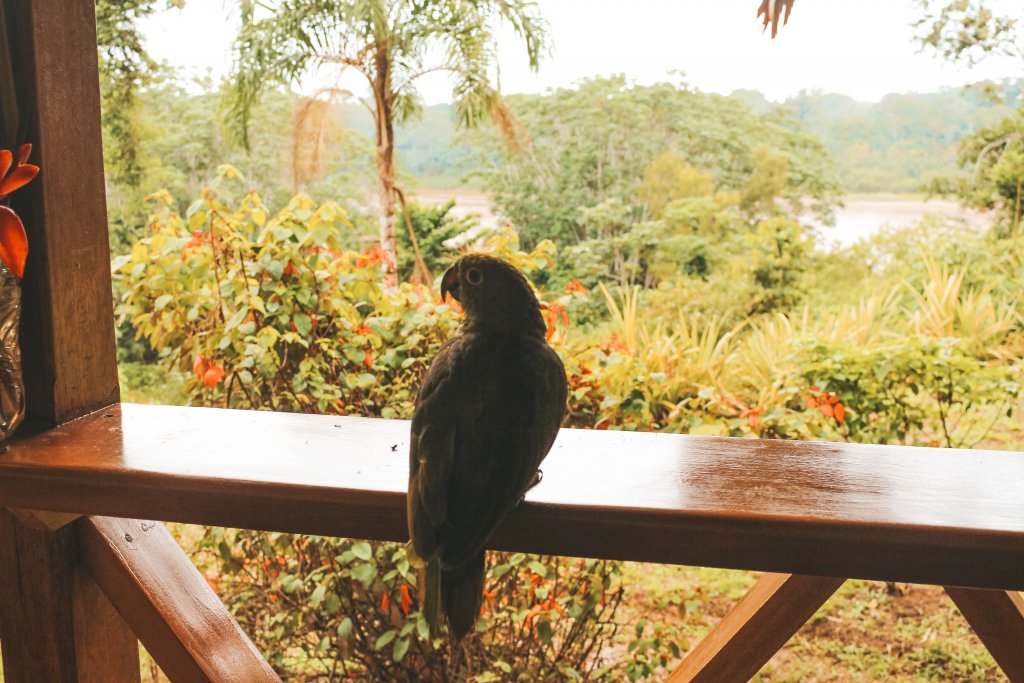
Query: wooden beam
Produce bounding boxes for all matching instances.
[0,508,140,683]
[945,587,1024,682]
[80,516,281,683]
[2,0,118,424]
[667,573,845,683]
[5,404,1024,590]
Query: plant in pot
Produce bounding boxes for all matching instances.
[0,143,39,444]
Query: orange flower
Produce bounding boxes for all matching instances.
[834,402,845,424]
[566,278,587,295]
[363,349,374,368]
[400,585,413,615]
[356,325,373,336]
[356,244,389,268]
[0,144,39,278]
[283,261,298,277]
[818,402,833,418]
[381,591,389,611]
[202,363,225,387]
[192,354,209,378]
[268,593,277,603]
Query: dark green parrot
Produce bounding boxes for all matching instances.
[407,253,567,639]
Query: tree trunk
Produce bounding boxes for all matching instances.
[373,53,398,284]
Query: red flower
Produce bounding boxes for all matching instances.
[381,591,389,611]
[356,244,389,268]
[566,278,587,295]
[192,354,208,378]
[202,363,225,387]
[0,144,39,278]
[181,230,212,261]
[400,585,413,615]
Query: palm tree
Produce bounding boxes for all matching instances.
[226,0,547,278]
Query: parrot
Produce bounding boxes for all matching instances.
[407,253,568,640]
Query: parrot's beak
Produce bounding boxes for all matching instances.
[440,265,461,303]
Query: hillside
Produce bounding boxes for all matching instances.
[374,79,1023,194]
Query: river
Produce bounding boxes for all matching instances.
[412,190,991,248]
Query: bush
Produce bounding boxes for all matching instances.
[201,530,623,681]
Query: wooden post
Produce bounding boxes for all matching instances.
[2,0,119,425]
[0,509,140,683]
[0,0,132,679]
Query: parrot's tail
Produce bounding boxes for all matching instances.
[422,556,443,636]
[441,550,486,641]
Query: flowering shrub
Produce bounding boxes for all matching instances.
[202,529,623,681]
[114,166,458,417]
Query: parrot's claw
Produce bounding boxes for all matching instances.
[517,470,544,506]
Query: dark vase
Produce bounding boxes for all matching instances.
[0,264,24,444]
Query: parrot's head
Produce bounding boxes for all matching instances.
[440,253,546,337]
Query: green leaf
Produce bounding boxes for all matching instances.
[351,541,372,560]
[337,617,353,640]
[374,630,396,651]
[392,636,410,662]
[225,307,248,331]
[154,294,174,311]
[351,562,377,585]
[293,312,312,337]
[310,584,326,607]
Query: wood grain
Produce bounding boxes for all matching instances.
[81,516,280,683]
[944,587,1024,682]
[3,404,1024,589]
[0,508,139,683]
[667,573,845,682]
[3,0,119,424]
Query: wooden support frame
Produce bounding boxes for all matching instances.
[0,0,130,680]
[2,0,119,425]
[945,587,1024,682]
[80,517,280,683]
[0,509,140,683]
[668,573,845,682]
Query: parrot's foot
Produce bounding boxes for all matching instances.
[517,470,544,506]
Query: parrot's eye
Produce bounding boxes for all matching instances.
[465,268,483,286]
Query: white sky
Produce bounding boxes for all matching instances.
[140,0,1022,103]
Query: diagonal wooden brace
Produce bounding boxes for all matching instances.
[945,586,1024,683]
[667,572,846,683]
[80,517,281,683]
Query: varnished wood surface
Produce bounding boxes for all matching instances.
[5,0,119,423]
[0,508,140,683]
[81,517,280,683]
[667,573,845,683]
[2,404,1024,589]
[945,587,1024,682]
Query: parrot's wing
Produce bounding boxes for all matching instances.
[408,335,483,559]
[436,339,567,569]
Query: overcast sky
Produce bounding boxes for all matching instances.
[140,0,1022,103]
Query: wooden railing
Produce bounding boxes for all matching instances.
[1,1,1022,681]
[1,403,1023,682]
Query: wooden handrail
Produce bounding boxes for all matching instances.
[2,402,1023,591]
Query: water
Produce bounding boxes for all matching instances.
[413,191,994,248]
